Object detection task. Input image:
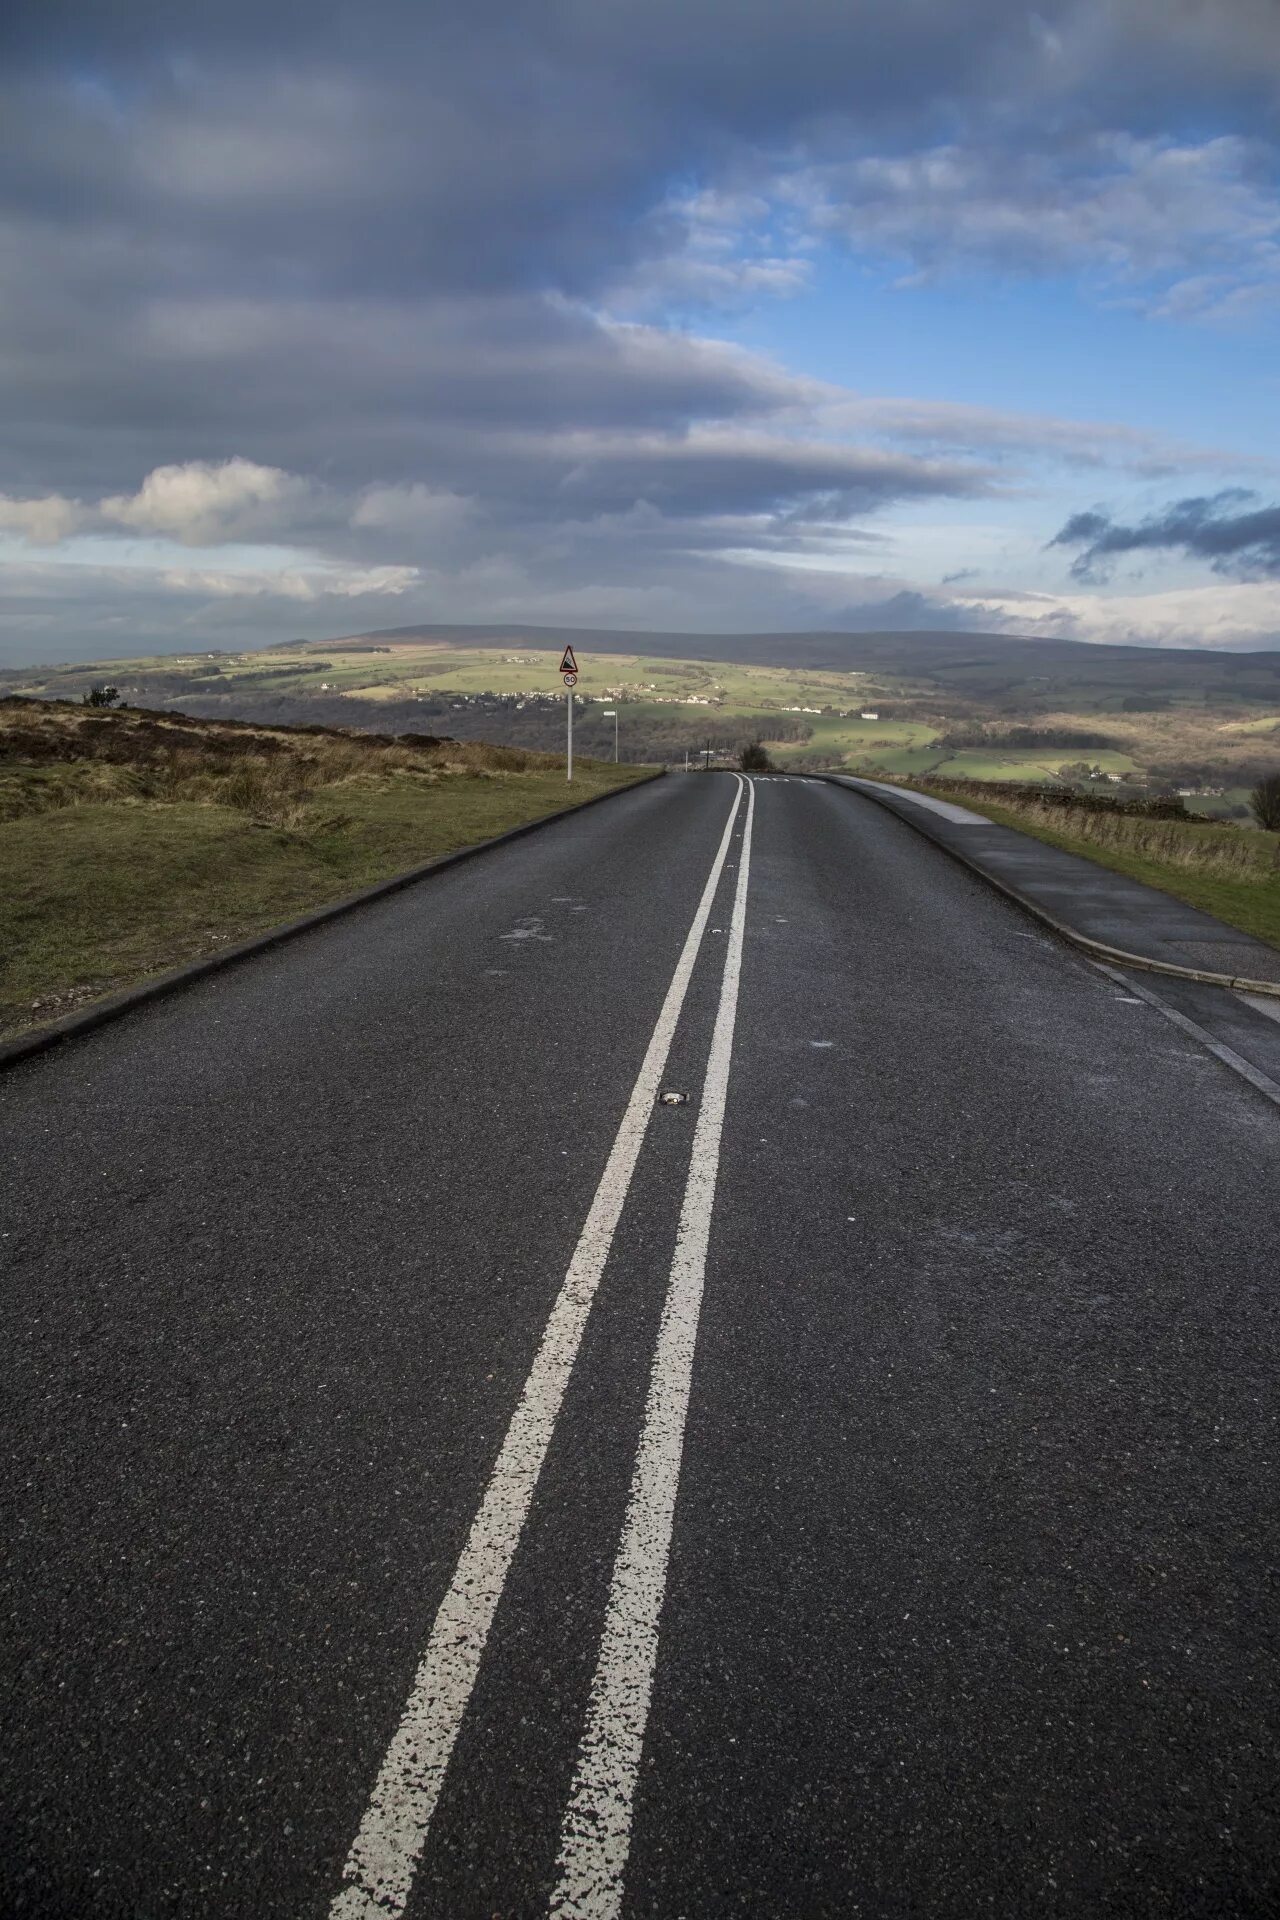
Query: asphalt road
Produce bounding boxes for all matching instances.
[3,772,1279,1919]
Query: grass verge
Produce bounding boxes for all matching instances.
[1,699,650,1037]
[913,780,1280,952]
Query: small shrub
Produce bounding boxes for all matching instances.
[82,685,122,708]
[740,739,772,772]
[920,774,1187,821]
[221,759,324,827]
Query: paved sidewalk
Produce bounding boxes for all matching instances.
[828,775,1280,987]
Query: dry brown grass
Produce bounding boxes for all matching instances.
[1004,799,1280,880]
[0,696,564,826]
[909,768,1280,879]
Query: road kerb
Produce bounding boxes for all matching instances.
[814,774,1280,1002]
[0,771,665,1073]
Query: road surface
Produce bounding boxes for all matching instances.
[3,773,1279,1918]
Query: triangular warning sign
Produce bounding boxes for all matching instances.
[558,645,578,674]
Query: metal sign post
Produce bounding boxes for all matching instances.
[559,645,579,781]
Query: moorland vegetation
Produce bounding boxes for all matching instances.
[0,697,644,1037]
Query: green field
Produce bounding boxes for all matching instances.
[765,711,938,759]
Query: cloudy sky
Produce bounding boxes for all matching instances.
[3,0,1280,665]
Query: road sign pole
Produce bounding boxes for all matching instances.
[558,644,579,781]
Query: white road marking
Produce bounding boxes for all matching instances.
[1239,990,1280,1027]
[550,780,757,1920]
[837,775,990,825]
[329,779,747,1920]
[1094,964,1280,1111]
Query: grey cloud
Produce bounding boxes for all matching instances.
[2,0,1277,660]
[5,2,1275,314]
[0,435,989,582]
[1050,490,1280,578]
[0,4,1020,313]
[541,433,990,520]
[0,284,827,497]
[0,551,989,667]
[7,548,1280,670]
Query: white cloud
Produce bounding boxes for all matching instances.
[798,133,1280,317]
[947,578,1280,649]
[157,563,420,600]
[609,184,815,312]
[0,493,85,544]
[812,394,1252,475]
[100,457,318,545]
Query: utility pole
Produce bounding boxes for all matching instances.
[704,738,712,773]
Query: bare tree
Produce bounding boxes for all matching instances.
[1248,771,1280,831]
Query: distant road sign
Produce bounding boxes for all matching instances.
[559,645,579,675]
[563,671,578,687]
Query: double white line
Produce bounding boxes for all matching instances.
[332,775,757,1919]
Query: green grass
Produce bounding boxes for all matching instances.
[768,712,937,765]
[920,783,1280,952]
[943,748,1138,780]
[931,752,1063,781]
[1184,785,1255,820]
[0,706,648,1035]
[847,743,950,775]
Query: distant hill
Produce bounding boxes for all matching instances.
[6,624,1279,804]
[326,622,1280,701]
